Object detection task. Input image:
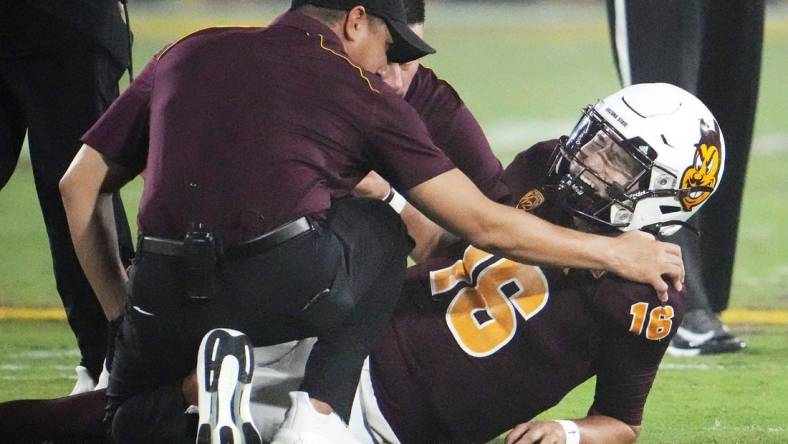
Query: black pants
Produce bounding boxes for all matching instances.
[0,14,134,376]
[109,199,412,444]
[607,0,764,312]
[0,389,110,444]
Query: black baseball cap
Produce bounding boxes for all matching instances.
[291,0,436,63]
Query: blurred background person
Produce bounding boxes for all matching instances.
[0,0,135,391]
[606,0,764,355]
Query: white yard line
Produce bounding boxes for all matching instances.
[706,422,788,433]
[0,364,28,371]
[1,373,74,381]
[659,363,726,371]
[9,350,80,359]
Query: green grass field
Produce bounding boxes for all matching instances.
[1,321,786,443]
[1,3,787,443]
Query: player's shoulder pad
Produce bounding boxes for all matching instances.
[156,26,265,61]
[592,274,687,342]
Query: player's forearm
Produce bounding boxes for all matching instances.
[505,416,638,444]
[575,415,639,444]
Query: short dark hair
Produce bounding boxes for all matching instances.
[403,0,425,25]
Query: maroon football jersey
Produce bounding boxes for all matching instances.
[405,66,510,203]
[370,141,687,443]
[82,13,454,243]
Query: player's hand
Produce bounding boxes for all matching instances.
[353,170,391,200]
[505,420,568,444]
[610,230,684,302]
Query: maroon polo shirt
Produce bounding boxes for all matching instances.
[82,12,454,243]
[405,66,510,203]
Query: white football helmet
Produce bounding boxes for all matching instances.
[548,82,725,236]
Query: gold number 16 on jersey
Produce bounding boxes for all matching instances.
[629,302,674,340]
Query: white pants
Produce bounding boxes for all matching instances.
[250,340,400,444]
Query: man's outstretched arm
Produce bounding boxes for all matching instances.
[406,169,684,301]
[60,144,136,321]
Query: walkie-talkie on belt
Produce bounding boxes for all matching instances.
[183,222,218,302]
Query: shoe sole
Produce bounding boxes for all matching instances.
[196,328,262,444]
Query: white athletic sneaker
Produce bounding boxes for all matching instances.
[196,328,262,444]
[271,391,362,444]
[69,365,97,395]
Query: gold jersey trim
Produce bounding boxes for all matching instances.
[308,32,380,94]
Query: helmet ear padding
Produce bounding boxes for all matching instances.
[548,83,725,236]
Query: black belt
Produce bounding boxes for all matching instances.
[138,217,314,260]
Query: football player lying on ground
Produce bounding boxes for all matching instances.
[0,82,725,444]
